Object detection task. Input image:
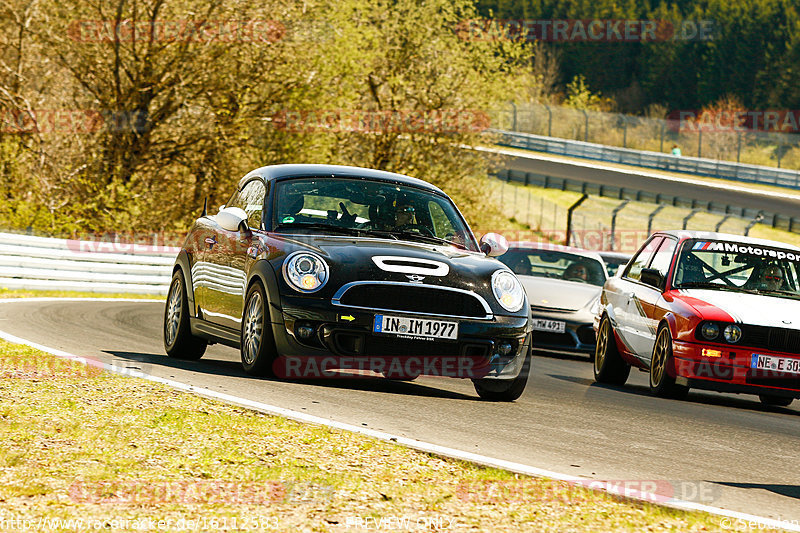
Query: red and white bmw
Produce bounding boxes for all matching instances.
[594,230,800,406]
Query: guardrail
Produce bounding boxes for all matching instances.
[492,129,800,189]
[0,232,177,295]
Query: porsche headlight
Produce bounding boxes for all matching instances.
[491,270,525,312]
[283,252,329,293]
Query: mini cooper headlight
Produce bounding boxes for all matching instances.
[723,324,742,344]
[491,270,525,312]
[283,252,329,293]
[701,322,720,340]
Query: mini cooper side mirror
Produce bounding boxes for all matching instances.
[479,232,509,257]
[216,206,248,232]
[238,219,252,239]
[640,267,663,289]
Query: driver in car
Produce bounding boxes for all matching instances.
[394,202,415,228]
[563,262,589,282]
[754,263,785,291]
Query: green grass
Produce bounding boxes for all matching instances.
[0,288,164,300]
[0,339,747,531]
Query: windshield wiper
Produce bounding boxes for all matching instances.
[393,231,467,249]
[273,222,399,240]
[750,288,800,298]
[273,222,364,236]
[677,282,740,291]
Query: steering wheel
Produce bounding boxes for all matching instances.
[564,277,588,283]
[397,224,434,236]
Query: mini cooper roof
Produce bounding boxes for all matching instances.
[240,164,445,195]
[654,230,800,252]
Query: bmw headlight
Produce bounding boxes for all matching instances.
[723,324,742,344]
[283,252,329,293]
[701,322,720,340]
[491,270,525,312]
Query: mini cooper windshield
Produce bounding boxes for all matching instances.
[673,239,800,298]
[272,178,477,251]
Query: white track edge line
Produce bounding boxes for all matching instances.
[0,300,798,531]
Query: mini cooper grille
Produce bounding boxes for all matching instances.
[337,285,487,318]
[740,326,800,355]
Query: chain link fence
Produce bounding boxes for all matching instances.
[491,103,800,170]
[485,178,798,253]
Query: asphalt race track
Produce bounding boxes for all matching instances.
[488,146,800,218]
[2,299,799,524]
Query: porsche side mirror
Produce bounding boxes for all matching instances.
[216,206,248,232]
[640,267,663,289]
[479,233,509,257]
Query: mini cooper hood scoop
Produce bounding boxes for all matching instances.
[371,255,450,276]
[281,235,502,289]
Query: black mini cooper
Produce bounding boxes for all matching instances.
[163,164,531,400]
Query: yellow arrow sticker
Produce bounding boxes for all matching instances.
[340,315,355,322]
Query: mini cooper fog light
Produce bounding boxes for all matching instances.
[723,324,742,343]
[491,270,525,312]
[498,342,513,356]
[283,251,329,293]
[701,322,720,340]
[296,325,315,339]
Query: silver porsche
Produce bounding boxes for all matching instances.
[498,243,608,356]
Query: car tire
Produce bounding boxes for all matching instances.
[758,394,793,407]
[650,325,689,399]
[593,315,630,385]
[163,269,207,360]
[241,282,279,377]
[472,336,531,402]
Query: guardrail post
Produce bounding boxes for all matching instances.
[622,116,628,148]
[581,109,589,142]
[736,132,742,163]
[647,204,666,235]
[698,129,702,158]
[682,208,702,230]
[609,199,630,251]
[744,211,764,236]
[511,101,517,131]
[544,105,552,137]
[565,194,589,246]
[715,215,732,232]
